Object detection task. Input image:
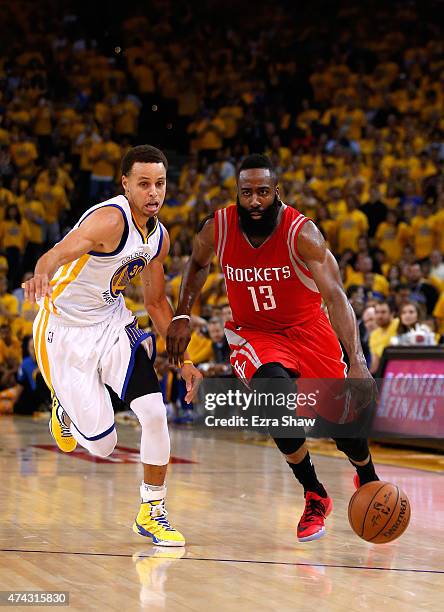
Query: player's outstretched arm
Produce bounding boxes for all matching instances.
[141,227,202,401]
[166,216,216,366]
[297,221,369,377]
[23,207,125,303]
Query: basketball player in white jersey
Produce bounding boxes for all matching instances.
[23,145,201,546]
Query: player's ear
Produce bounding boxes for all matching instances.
[275,185,280,198]
[121,174,128,192]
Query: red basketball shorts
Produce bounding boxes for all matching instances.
[224,310,347,381]
[224,311,349,422]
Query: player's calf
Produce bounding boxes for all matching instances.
[334,438,379,487]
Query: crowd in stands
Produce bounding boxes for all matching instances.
[0,0,443,417]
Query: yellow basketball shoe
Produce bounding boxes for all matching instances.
[133,484,185,547]
[48,395,77,453]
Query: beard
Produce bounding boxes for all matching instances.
[236,195,281,237]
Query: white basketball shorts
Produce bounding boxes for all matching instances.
[33,305,155,440]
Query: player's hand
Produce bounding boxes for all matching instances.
[22,274,52,303]
[346,360,378,413]
[180,362,203,403]
[166,318,192,366]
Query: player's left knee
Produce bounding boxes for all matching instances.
[131,392,170,465]
[334,437,369,462]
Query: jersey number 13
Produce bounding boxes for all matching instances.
[247,285,277,311]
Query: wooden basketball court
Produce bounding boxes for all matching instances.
[1,416,443,611]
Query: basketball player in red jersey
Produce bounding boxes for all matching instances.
[167,154,379,542]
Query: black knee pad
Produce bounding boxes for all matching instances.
[253,362,295,380]
[333,437,369,462]
[252,361,296,414]
[252,363,305,450]
[272,436,306,455]
[251,362,296,412]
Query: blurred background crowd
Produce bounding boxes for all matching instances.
[0,0,443,419]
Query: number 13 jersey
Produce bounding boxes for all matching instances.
[215,204,322,331]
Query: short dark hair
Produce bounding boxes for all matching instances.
[121,145,168,176]
[346,284,363,299]
[375,300,392,310]
[237,154,277,183]
[209,316,224,326]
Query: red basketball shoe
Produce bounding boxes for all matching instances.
[297,491,333,542]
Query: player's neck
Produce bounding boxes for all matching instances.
[131,209,156,236]
[130,208,146,229]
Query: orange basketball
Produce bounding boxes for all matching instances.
[348,481,411,543]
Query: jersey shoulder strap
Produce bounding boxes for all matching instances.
[215,205,236,264]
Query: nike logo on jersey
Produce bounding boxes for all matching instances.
[233,359,247,379]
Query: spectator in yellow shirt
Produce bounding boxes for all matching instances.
[326,186,347,220]
[0,322,22,387]
[0,205,30,287]
[10,131,38,177]
[20,187,46,270]
[322,163,346,195]
[89,130,121,200]
[35,171,69,245]
[36,156,74,195]
[32,97,54,159]
[187,317,213,364]
[191,110,225,163]
[0,179,16,222]
[410,151,437,182]
[112,93,141,138]
[131,58,155,96]
[369,301,399,373]
[346,255,389,296]
[0,276,19,326]
[11,299,39,340]
[341,98,367,140]
[336,195,369,253]
[410,205,438,260]
[316,205,337,251]
[374,210,412,264]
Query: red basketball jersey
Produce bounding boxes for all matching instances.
[215,204,322,330]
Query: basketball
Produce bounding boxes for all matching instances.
[348,481,411,543]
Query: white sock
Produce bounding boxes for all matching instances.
[140,481,166,502]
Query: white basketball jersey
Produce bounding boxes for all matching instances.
[41,195,164,325]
